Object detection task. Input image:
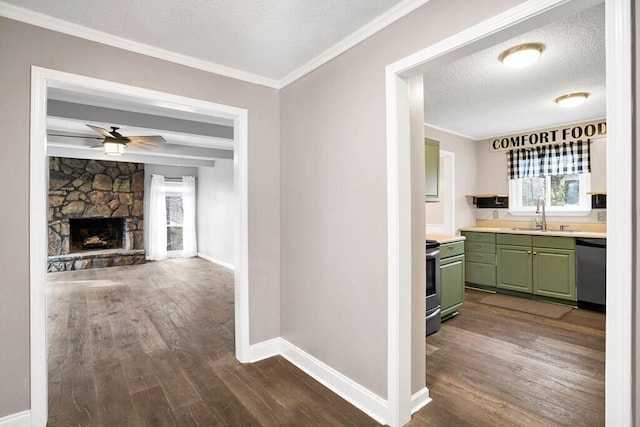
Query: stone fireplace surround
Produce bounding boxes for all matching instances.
[47,157,146,271]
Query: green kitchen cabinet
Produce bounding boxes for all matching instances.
[462,231,496,288]
[495,234,576,302]
[425,138,440,202]
[440,251,464,319]
[533,247,576,301]
[497,245,533,293]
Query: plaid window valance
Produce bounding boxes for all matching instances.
[507,140,591,179]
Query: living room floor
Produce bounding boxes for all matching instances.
[46,258,377,426]
[47,260,604,426]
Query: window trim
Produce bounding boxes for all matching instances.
[508,173,592,216]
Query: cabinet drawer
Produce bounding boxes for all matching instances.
[465,241,496,254]
[462,231,495,243]
[440,241,464,258]
[532,235,575,250]
[497,233,532,246]
[466,252,496,264]
[465,261,496,286]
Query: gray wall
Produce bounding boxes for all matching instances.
[279,0,524,399]
[197,160,235,266]
[0,17,280,416]
[143,164,198,254]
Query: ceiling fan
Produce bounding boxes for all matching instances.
[48,124,167,156]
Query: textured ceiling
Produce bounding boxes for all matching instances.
[423,3,605,140]
[3,0,405,80]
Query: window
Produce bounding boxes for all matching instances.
[166,193,184,251]
[507,141,591,215]
[509,172,591,215]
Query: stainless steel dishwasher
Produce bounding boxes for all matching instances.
[576,238,606,312]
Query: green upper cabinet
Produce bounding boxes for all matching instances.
[425,138,440,202]
[497,244,533,293]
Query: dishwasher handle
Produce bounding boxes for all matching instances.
[576,239,606,249]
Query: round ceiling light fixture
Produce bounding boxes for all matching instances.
[554,92,589,108]
[498,43,544,68]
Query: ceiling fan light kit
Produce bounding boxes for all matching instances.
[103,141,125,156]
[499,43,544,68]
[554,92,589,108]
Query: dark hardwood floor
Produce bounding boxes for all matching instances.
[47,260,604,426]
[47,258,378,426]
[413,289,605,426]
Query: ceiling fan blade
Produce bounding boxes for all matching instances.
[127,135,166,144]
[89,144,105,148]
[86,124,115,139]
[129,141,158,148]
[47,133,102,139]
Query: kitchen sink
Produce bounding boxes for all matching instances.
[500,228,580,233]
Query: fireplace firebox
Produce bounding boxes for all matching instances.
[69,217,125,253]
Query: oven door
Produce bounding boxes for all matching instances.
[426,246,441,335]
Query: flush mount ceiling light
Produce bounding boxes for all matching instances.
[498,43,544,68]
[555,92,589,108]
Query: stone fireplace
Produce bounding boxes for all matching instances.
[47,157,146,271]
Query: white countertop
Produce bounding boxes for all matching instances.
[426,234,465,244]
[458,226,606,239]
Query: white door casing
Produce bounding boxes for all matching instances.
[385,0,632,425]
[29,67,250,426]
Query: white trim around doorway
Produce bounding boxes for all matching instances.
[385,0,630,426]
[29,67,250,426]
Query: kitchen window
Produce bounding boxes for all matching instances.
[507,141,591,215]
[509,173,591,215]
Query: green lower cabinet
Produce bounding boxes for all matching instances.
[465,262,495,287]
[533,247,576,301]
[497,245,532,293]
[440,254,464,319]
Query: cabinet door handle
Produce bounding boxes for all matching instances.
[527,251,531,255]
[533,252,537,255]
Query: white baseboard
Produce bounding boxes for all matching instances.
[197,253,235,270]
[279,338,388,425]
[247,337,389,424]
[411,387,431,414]
[0,411,30,427]
[247,337,281,362]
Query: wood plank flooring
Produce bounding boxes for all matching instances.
[47,258,378,426]
[412,289,605,426]
[48,260,604,426]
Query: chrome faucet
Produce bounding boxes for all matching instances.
[535,197,547,231]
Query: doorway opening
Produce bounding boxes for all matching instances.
[425,150,455,236]
[29,67,250,426]
[385,0,632,426]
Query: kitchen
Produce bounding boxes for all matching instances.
[420,3,606,425]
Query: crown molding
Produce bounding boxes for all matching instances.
[279,0,432,88]
[0,1,280,89]
[1,0,431,90]
[424,121,480,141]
